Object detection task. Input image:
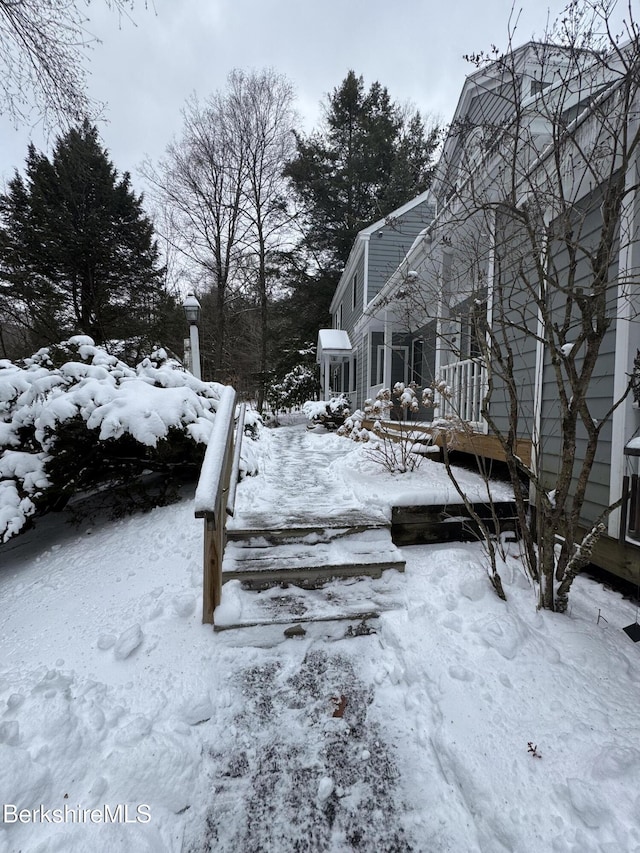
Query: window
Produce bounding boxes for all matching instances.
[352,273,358,310]
[335,304,342,329]
[351,355,357,392]
[411,339,424,385]
[376,346,385,385]
[376,345,409,386]
[456,300,486,360]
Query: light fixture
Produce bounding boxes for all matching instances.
[183,292,201,326]
[183,292,202,380]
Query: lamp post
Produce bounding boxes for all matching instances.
[183,292,202,380]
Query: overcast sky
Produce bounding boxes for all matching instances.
[0,0,626,194]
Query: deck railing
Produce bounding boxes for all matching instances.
[438,358,487,429]
[194,386,245,624]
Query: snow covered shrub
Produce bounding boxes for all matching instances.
[243,409,263,440]
[266,365,320,414]
[0,336,245,541]
[302,396,351,430]
[358,383,438,474]
[337,409,372,442]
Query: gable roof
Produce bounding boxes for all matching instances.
[330,189,435,314]
[316,329,352,364]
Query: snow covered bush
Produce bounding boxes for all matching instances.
[338,383,439,473]
[266,365,320,414]
[338,409,372,442]
[0,336,250,541]
[302,396,351,429]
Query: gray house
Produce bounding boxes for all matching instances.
[332,41,640,582]
[317,190,436,412]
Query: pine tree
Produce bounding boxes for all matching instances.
[285,70,439,271]
[0,120,170,355]
[274,72,439,383]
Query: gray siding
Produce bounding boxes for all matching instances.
[369,332,384,385]
[487,212,539,440]
[539,189,619,527]
[335,252,365,335]
[367,200,435,302]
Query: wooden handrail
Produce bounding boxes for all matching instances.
[195,386,237,519]
[194,385,238,624]
[226,402,246,518]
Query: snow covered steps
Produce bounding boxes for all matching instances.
[226,509,390,541]
[214,572,406,631]
[223,519,405,590]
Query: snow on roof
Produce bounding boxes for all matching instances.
[317,329,352,362]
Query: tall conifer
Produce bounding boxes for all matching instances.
[0,121,171,355]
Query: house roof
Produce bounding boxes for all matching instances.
[431,41,589,199]
[316,329,352,363]
[330,189,435,314]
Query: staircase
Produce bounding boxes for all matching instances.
[215,511,406,631]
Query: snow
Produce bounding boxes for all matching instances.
[316,329,352,356]
[193,385,236,516]
[302,396,351,422]
[0,338,230,542]
[1,423,640,851]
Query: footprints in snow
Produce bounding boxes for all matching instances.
[95,587,197,660]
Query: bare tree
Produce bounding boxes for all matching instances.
[144,70,297,396]
[142,92,248,379]
[388,0,640,611]
[225,68,297,410]
[0,0,140,127]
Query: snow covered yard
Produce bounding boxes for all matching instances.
[1,424,640,852]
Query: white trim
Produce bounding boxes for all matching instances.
[411,338,424,384]
[383,312,393,388]
[531,208,553,492]
[357,189,434,237]
[363,236,370,311]
[330,192,434,314]
[366,331,372,403]
[485,210,495,358]
[376,345,385,386]
[377,344,410,390]
[609,117,640,537]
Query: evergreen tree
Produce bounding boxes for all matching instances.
[285,70,439,271]
[275,71,439,383]
[0,120,170,355]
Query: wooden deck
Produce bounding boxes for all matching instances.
[363,418,533,468]
[392,501,521,546]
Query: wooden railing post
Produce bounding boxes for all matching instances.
[195,386,238,625]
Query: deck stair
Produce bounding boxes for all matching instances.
[224,511,405,590]
[216,511,406,631]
